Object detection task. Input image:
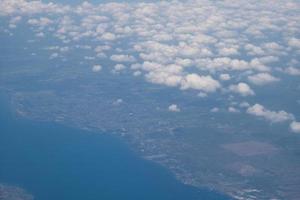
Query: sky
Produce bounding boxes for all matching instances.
[0,0,300,132]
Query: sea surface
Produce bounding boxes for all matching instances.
[0,92,229,200]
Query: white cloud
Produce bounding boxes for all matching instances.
[290,121,300,133]
[180,74,220,93]
[36,32,44,37]
[229,83,255,96]
[28,17,53,27]
[95,45,111,53]
[248,73,280,85]
[112,98,123,106]
[9,16,21,28]
[60,47,69,53]
[84,56,95,60]
[133,71,142,76]
[10,16,21,24]
[49,53,59,59]
[198,92,207,98]
[228,107,240,113]
[257,56,279,64]
[178,45,201,58]
[210,107,219,113]
[0,0,70,16]
[247,104,294,123]
[244,44,265,56]
[219,74,231,81]
[175,58,193,67]
[249,59,270,72]
[283,67,300,76]
[113,64,126,73]
[146,71,182,87]
[239,102,250,108]
[218,47,239,56]
[1,0,300,137]
[101,32,116,41]
[168,104,180,112]
[288,38,300,49]
[92,65,102,72]
[263,42,283,52]
[110,54,136,63]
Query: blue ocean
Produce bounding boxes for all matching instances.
[0,92,229,200]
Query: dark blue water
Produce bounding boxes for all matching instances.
[0,92,229,200]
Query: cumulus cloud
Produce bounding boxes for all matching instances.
[101,32,116,41]
[113,64,126,73]
[146,71,182,87]
[10,16,21,24]
[3,0,298,87]
[36,32,44,37]
[180,74,220,93]
[244,44,265,56]
[218,47,239,56]
[1,0,300,135]
[112,98,123,106]
[247,104,294,123]
[95,45,111,53]
[49,53,59,59]
[9,16,21,28]
[92,65,102,72]
[110,54,136,63]
[198,92,207,98]
[239,102,250,108]
[229,83,255,96]
[168,104,180,112]
[219,74,231,81]
[210,107,219,113]
[133,71,142,76]
[228,107,240,113]
[283,67,300,76]
[0,0,70,16]
[290,121,300,133]
[248,73,280,85]
[288,38,300,49]
[28,17,53,27]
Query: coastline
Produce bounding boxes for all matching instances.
[0,90,229,200]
